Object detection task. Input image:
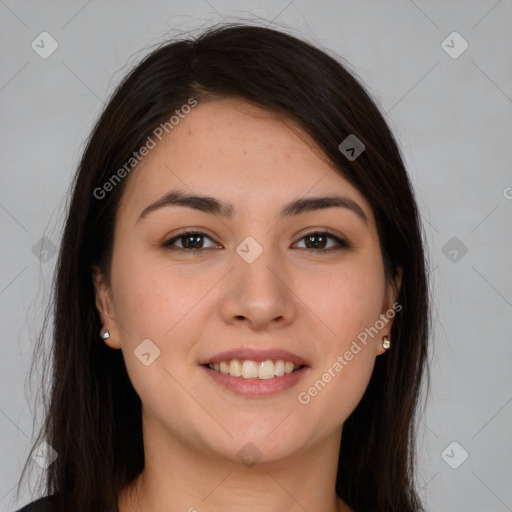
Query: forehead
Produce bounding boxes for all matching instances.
[117,98,374,224]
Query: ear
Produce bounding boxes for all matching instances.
[92,267,121,349]
[376,266,402,356]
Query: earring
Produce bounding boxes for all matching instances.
[101,330,110,340]
[382,335,391,350]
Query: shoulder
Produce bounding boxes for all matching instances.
[14,495,57,512]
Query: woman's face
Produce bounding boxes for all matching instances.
[95,98,400,465]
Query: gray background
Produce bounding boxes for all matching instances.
[1,1,511,511]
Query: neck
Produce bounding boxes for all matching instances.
[119,415,351,512]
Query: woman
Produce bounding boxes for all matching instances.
[16,23,430,512]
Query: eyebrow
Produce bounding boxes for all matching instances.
[137,189,368,225]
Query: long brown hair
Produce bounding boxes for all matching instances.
[18,23,430,512]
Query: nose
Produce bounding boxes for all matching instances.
[219,243,297,332]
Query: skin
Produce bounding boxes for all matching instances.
[94,98,401,512]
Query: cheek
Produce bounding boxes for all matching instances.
[110,253,208,426]
[296,317,378,436]
[302,257,386,341]
[109,246,215,396]
[292,258,384,425]
[110,244,205,340]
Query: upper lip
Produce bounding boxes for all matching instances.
[198,347,310,366]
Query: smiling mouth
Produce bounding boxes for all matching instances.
[203,359,304,379]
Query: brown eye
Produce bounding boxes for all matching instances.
[294,232,350,252]
[163,231,219,252]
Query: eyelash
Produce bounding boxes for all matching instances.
[162,230,351,255]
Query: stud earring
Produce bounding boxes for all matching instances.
[382,335,391,350]
[101,330,110,340]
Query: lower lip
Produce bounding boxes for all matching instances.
[200,365,309,397]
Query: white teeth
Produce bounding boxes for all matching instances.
[241,360,258,378]
[207,359,302,379]
[284,361,294,374]
[229,359,242,377]
[258,360,275,380]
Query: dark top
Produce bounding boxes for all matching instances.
[14,495,120,512]
[14,495,56,512]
